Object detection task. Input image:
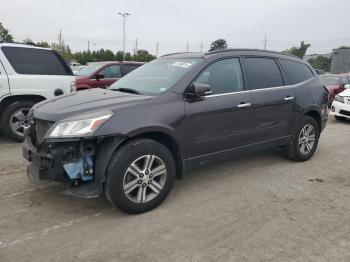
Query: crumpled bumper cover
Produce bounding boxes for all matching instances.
[23,136,70,184]
[22,135,126,198]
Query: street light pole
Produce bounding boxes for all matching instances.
[118,12,130,61]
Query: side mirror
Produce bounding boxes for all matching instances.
[344,84,350,89]
[95,73,104,81]
[186,82,212,98]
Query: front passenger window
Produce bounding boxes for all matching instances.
[196,58,244,95]
[100,65,121,78]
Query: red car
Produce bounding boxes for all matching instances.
[319,74,350,107]
[75,61,144,90]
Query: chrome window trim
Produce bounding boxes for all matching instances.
[205,77,315,98]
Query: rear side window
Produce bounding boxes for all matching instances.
[279,59,314,85]
[122,64,140,75]
[244,57,283,90]
[1,46,72,75]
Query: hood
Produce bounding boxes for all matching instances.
[339,88,350,97]
[33,88,151,122]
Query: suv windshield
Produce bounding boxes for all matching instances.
[76,63,107,77]
[109,58,202,95]
[320,75,340,85]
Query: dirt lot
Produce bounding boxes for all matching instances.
[1,117,350,262]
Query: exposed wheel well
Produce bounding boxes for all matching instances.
[124,132,184,179]
[0,95,46,113]
[305,110,321,130]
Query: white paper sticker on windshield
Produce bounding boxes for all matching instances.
[172,61,192,68]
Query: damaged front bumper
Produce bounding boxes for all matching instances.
[23,135,126,198]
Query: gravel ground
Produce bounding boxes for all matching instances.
[1,117,350,262]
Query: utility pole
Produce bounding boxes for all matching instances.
[264,35,267,50]
[118,12,131,61]
[88,40,90,52]
[58,29,62,45]
[200,41,203,52]
[156,41,159,57]
[186,41,189,52]
[58,29,63,53]
[135,38,138,55]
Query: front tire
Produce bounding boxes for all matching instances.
[0,101,35,142]
[105,139,176,214]
[286,116,320,161]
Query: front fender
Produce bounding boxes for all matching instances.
[126,125,176,139]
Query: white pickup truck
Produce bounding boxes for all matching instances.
[0,43,76,141]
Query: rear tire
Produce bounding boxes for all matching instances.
[105,138,176,214]
[285,116,320,162]
[0,101,35,142]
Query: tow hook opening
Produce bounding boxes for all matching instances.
[63,142,96,185]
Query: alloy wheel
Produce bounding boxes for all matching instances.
[123,155,167,204]
[298,124,316,155]
[9,108,31,137]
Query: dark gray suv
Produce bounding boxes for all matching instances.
[23,49,328,213]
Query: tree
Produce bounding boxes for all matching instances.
[209,39,228,52]
[0,23,14,42]
[104,50,115,61]
[71,48,155,64]
[23,37,34,44]
[125,52,132,61]
[36,41,50,48]
[284,41,311,58]
[115,51,124,61]
[51,41,73,62]
[308,56,331,72]
[133,50,156,62]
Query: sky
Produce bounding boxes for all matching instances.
[1,0,350,56]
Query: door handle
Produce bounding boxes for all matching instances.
[237,103,252,108]
[284,96,295,101]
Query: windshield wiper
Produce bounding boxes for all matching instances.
[114,87,141,95]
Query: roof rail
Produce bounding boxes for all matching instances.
[161,52,203,57]
[205,48,300,59]
[0,41,41,47]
